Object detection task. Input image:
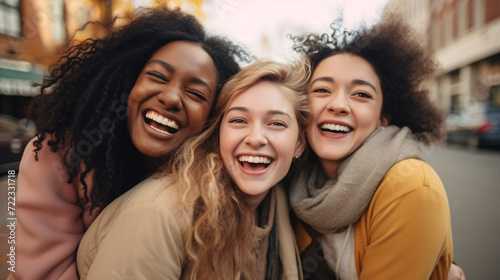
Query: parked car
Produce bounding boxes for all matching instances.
[478,105,500,148]
[0,115,36,173]
[445,104,485,148]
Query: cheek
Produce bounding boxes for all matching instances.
[305,122,317,147]
[219,125,233,163]
[126,96,139,130]
[358,107,382,128]
[187,102,213,124]
[277,132,300,157]
[126,84,147,117]
[308,96,324,116]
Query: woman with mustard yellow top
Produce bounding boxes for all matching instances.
[289,15,454,280]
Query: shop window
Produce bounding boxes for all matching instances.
[0,0,21,37]
[50,0,66,44]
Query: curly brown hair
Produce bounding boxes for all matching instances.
[291,14,443,144]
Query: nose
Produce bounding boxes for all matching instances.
[244,123,268,147]
[156,84,183,111]
[326,91,350,115]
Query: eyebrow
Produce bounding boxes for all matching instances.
[189,77,213,96]
[352,79,377,93]
[309,76,378,93]
[226,107,292,119]
[309,76,334,86]
[147,60,174,73]
[146,59,213,96]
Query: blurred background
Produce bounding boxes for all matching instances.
[0,0,499,279]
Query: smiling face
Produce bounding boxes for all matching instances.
[219,81,305,208]
[306,54,387,178]
[127,41,217,160]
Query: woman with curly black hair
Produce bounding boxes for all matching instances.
[288,15,454,279]
[10,7,249,280]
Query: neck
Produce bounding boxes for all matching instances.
[251,190,272,227]
[136,150,164,174]
[245,191,269,212]
[319,158,340,179]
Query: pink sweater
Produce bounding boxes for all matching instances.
[8,137,99,280]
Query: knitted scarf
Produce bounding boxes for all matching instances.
[289,126,423,234]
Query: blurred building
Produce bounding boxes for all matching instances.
[0,0,45,119]
[0,0,133,119]
[384,0,500,117]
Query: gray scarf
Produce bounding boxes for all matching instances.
[289,126,423,234]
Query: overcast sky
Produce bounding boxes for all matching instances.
[132,0,390,60]
[201,0,390,60]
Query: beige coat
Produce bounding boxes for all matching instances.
[77,176,302,279]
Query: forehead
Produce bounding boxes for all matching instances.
[313,54,380,84]
[228,81,296,114]
[149,41,216,73]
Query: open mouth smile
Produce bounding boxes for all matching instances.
[144,110,180,135]
[238,155,272,170]
[320,123,352,134]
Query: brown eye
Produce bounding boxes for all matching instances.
[353,92,373,99]
[270,121,287,128]
[229,118,246,124]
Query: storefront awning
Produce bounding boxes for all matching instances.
[0,60,45,97]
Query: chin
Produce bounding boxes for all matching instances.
[238,185,268,197]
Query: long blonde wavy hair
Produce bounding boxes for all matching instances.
[165,58,310,279]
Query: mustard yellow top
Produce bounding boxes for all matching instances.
[295,159,453,279]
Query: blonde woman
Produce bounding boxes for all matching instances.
[77,58,310,279]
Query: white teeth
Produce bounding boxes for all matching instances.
[320,123,351,132]
[238,156,272,164]
[145,111,179,130]
[150,125,173,135]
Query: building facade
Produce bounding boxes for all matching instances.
[385,0,500,125]
[0,0,133,118]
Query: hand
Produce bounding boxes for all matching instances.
[448,263,466,280]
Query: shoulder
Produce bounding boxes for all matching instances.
[20,136,63,167]
[78,176,193,260]
[379,158,445,195]
[96,175,191,221]
[371,159,448,212]
[89,175,195,230]
[77,176,191,279]
[18,136,80,203]
[19,135,72,181]
[385,158,442,185]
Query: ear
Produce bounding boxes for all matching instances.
[294,132,307,158]
[377,114,390,129]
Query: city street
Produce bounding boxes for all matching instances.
[1,144,499,279]
[425,144,500,280]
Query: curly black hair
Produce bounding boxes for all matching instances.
[291,14,443,144]
[26,7,252,211]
